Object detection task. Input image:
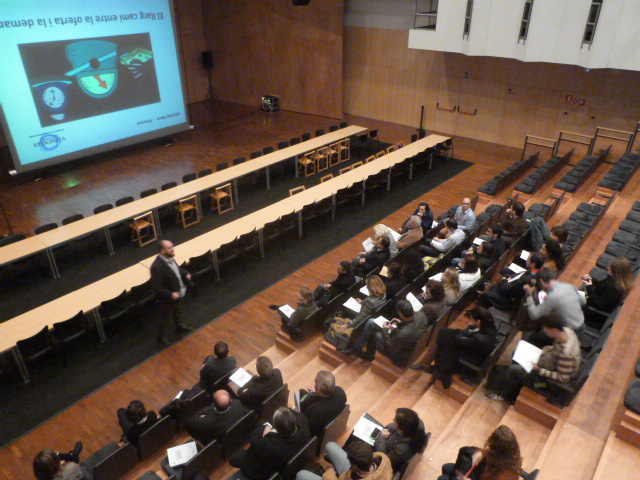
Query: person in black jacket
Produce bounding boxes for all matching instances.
[298,370,347,436]
[352,236,391,277]
[238,356,284,411]
[374,408,427,472]
[185,390,247,446]
[411,307,498,389]
[198,341,237,395]
[383,262,406,301]
[149,240,194,345]
[230,407,310,480]
[479,253,544,311]
[582,257,634,327]
[314,261,356,307]
[117,400,158,446]
[400,202,434,237]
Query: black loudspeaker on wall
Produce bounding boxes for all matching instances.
[292,0,310,5]
[201,51,213,69]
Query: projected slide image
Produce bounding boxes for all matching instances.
[19,33,160,127]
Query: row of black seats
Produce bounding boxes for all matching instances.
[598,152,640,191]
[478,152,538,196]
[514,150,572,194]
[554,146,610,192]
[560,198,613,260]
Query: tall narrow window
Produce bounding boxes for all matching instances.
[583,1,603,47]
[463,0,474,39]
[414,0,438,30]
[518,0,534,43]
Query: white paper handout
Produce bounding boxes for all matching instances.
[406,292,423,312]
[520,250,530,261]
[353,414,384,446]
[508,263,526,274]
[389,230,401,242]
[362,237,375,252]
[359,285,370,296]
[473,237,485,246]
[379,266,388,277]
[344,297,362,313]
[278,304,295,318]
[167,441,198,467]
[512,340,542,373]
[432,220,439,228]
[229,368,253,388]
[429,272,443,282]
[373,316,388,328]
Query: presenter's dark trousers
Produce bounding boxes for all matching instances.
[157,299,184,341]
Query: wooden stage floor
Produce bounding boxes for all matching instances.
[1,102,639,480]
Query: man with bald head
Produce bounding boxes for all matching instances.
[150,240,194,346]
[184,389,247,445]
[454,197,476,233]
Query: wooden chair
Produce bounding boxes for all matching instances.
[351,161,363,169]
[374,150,386,159]
[326,143,340,168]
[337,138,350,163]
[175,194,200,228]
[129,211,157,247]
[364,155,375,164]
[289,186,306,196]
[321,174,334,183]
[385,145,397,154]
[396,141,406,149]
[339,166,352,175]
[210,183,234,215]
[298,152,317,177]
[313,147,330,172]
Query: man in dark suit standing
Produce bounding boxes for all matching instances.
[150,240,194,345]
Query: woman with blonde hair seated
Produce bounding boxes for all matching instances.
[441,267,461,305]
[352,275,387,326]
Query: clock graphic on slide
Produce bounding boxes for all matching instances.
[32,79,73,121]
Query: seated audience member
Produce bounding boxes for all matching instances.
[351,275,387,326]
[296,440,393,480]
[454,197,476,234]
[374,224,399,257]
[523,268,585,340]
[484,224,508,259]
[402,249,425,284]
[117,400,158,445]
[479,253,544,311]
[411,307,498,389]
[270,287,317,337]
[383,262,406,301]
[33,443,84,480]
[501,202,527,244]
[420,280,448,325]
[540,239,565,273]
[441,268,461,305]
[344,300,426,364]
[185,390,247,446]
[551,225,572,258]
[400,202,434,237]
[582,257,634,325]
[420,219,465,257]
[475,242,495,273]
[375,408,428,471]
[230,407,310,480]
[298,370,347,436]
[314,261,356,307]
[199,341,237,394]
[396,216,424,250]
[437,425,522,480]
[486,314,581,403]
[458,255,481,292]
[238,356,284,410]
[352,236,391,277]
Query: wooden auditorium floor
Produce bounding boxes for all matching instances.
[1,102,639,480]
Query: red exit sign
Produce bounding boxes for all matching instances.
[565,94,587,107]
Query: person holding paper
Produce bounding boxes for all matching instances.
[150,240,195,346]
[238,356,284,411]
[198,341,236,395]
[184,390,247,446]
[374,224,399,256]
[351,236,391,277]
[350,276,387,327]
[419,219,465,257]
[314,261,356,308]
[382,263,406,301]
[298,370,347,436]
[420,280,448,325]
[297,440,393,480]
[479,253,544,311]
[270,287,317,338]
[230,407,310,480]
[374,408,427,471]
[399,202,434,237]
[485,315,581,403]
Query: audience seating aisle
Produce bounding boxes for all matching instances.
[0,126,368,279]
[554,146,611,193]
[478,152,538,196]
[1,134,450,384]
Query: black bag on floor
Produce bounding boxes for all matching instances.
[485,364,510,394]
